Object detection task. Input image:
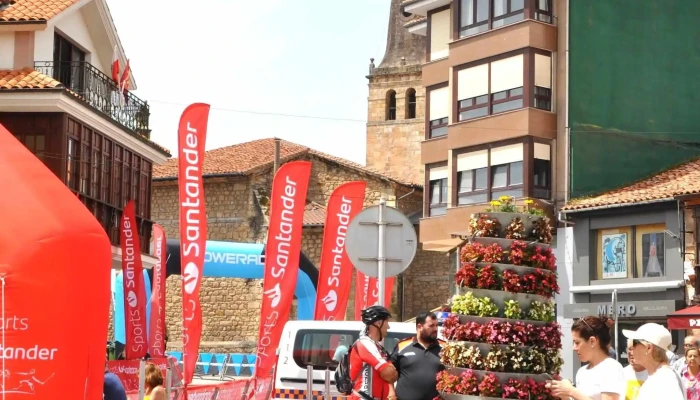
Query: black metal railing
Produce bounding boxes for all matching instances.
[34,61,151,138]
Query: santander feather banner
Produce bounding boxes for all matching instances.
[255,161,312,380]
[121,199,147,359]
[149,224,167,357]
[0,124,112,399]
[314,181,366,321]
[354,271,395,320]
[178,103,210,386]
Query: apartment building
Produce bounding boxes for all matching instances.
[399,0,566,251]
[0,0,170,268]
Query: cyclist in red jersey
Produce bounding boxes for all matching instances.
[349,306,398,400]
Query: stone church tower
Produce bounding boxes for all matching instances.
[366,0,426,185]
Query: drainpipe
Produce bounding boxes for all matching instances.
[564,0,570,205]
[396,188,416,321]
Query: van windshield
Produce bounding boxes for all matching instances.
[293,329,413,370]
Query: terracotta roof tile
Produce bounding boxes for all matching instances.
[304,202,326,226]
[0,0,79,22]
[0,68,61,89]
[153,138,422,187]
[562,158,700,211]
[404,16,426,28]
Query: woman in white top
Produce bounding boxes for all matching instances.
[623,323,686,400]
[547,315,625,400]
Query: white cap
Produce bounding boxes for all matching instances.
[622,323,673,350]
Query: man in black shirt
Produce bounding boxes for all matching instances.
[391,311,445,400]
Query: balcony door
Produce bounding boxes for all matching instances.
[53,33,86,93]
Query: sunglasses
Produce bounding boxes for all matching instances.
[632,339,645,347]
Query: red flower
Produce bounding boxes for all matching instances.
[477,265,501,290]
[502,270,521,293]
[455,262,478,288]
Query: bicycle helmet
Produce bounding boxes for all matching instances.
[361,305,392,325]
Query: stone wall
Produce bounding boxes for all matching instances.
[366,68,425,186]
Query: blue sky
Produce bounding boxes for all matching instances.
[108,0,391,164]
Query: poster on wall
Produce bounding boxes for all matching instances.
[642,232,664,277]
[602,233,628,279]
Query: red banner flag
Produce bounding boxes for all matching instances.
[149,224,167,357]
[178,103,210,386]
[255,161,312,380]
[314,181,366,321]
[121,199,147,359]
[354,271,394,320]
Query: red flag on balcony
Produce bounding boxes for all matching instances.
[111,45,120,84]
[119,59,131,106]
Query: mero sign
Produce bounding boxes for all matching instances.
[597,303,637,317]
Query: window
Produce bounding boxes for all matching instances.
[80,128,91,195]
[122,151,131,208]
[52,33,85,92]
[429,8,451,61]
[596,224,665,280]
[493,0,524,28]
[454,139,552,205]
[293,330,413,371]
[455,50,552,121]
[459,0,489,37]
[66,138,79,191]
[428,86,449,138]
[113,145,123,206]
[489,144,523,198]
[457,149,488,205]
[535,0,553,23]
[533,142,551,199]
[428,166,448,216]
[101,139,111,203]
[91,132,101,199]
[386,90,397,121]
[406,88,417,119]
[458,0,552,39]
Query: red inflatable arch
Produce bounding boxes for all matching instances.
[0,123,112,398]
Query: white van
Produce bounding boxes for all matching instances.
[273,320,416,399]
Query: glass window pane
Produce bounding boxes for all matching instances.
[441,178,448,202]
[458,193,488,205]
[512,0,524,11]
[431,181,441,204]
[538,0,549,11]
[460,171,473,192]
[431,126,448,138]
[476,95,488,104]
[493,91,507,101]
[493,0,506,16]
[492,188,523,198]
[476,0,488,22]
[510,87,523,96]
[503,12,524,25]
[24,135,35,151]
[474,168,487,190]
[534,159,551,187]
[461,0,474,26]
[493,98,523,113]
[36,135,46,151]
[510,161,523,185]
[460,107,489,121]
[430,205,447,217]
[492,165,508,188]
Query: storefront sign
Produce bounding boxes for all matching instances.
[563,300,678,319]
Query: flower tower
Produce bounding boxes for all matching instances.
[436,197,562,400]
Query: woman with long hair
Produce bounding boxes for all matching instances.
[547,315,625,400]
[623,323,685,400]
[143,363,166,400]
[682,347,700,400]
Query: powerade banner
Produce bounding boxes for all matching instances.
[149,224,167,357]
[112,240,319,344]
[0,123,112,399]
[121,200,147,359]
[314,181,366,321]
[354,272,394,320]
[177,103,210,387]
[255,161,312,381]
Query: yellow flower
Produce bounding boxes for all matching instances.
[524,199,534,205]
[490,200,501,206]
[499,195,511,202]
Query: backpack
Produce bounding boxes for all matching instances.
[335,342,357,395]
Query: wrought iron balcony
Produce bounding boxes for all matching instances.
[34,61,151,138]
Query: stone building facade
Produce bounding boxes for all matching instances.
[151,138,448,354]
[365,0,426,187]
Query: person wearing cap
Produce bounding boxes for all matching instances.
[622,338,648,400]
[623,323,687,400]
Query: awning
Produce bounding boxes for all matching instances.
[668,305,700,330]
